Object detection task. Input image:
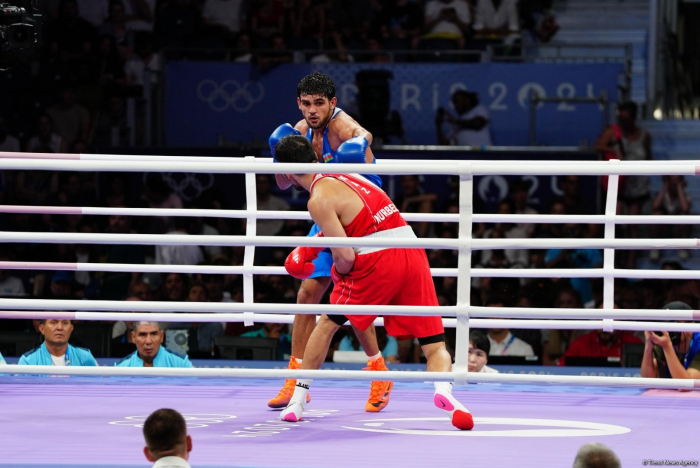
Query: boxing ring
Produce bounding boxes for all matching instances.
[1,153,700,467]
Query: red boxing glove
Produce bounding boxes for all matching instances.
[285,233,325,279]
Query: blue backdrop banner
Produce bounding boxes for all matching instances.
[165,62,624,147]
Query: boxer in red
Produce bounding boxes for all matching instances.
[276,135,473,430]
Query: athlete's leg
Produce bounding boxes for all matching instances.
[422,338,474,430]
[267,276,331,408]
[352,324,380,356]
[293,277,332,358]
[280,315,340,422]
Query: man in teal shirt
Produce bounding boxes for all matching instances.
[19,319,97,366]
[116,321,192,368]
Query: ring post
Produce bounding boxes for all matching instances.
[454,163,473,385]
[243,156,256,327]
[603,159,620,312]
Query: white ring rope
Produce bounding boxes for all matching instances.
[2,365,697,391]
[0,156,699,176]
[2,205,700,225]
[0,231,696,250]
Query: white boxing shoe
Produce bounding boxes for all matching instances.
[280,401,305,422]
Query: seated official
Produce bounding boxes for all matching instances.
[469,331,498,374]
[116,321,193,368]
[143,408,192,468]
[559,330,642,366]
[641,302,700,380]
[19,319,97,366]
[0,351,5,365]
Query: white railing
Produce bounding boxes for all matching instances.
[1,151,698,389]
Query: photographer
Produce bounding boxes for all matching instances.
[641,301,700,380]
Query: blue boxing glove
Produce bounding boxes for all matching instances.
[269,124,301,162]
[335,136,369,164]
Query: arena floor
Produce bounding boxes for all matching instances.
[1,376,698,468]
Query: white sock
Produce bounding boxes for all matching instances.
[434,382,453,395]
[294,358,303,364]
[367,352,382,362]
[289,378,312,405]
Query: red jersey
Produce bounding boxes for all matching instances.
[310,173,408,238]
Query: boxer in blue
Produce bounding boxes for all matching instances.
[267,72,393,412]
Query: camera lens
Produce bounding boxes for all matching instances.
[7,24,34,49]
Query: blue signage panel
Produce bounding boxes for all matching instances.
[165,62,624,147]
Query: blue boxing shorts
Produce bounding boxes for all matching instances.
[307,223,333,279]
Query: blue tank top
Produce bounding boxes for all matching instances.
[305,107,382,188]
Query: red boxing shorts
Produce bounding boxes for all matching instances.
[330,248,444,340]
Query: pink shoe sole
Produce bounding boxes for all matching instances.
[282,413,301,422]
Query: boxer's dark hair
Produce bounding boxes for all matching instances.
[275,135,317,164]
[469,330,490,356]
[297,72,336,99]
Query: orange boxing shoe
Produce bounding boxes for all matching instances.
[364,356,393,412]
[267,356,311,408]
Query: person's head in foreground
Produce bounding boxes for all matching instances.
[468,330,490,373]
[275,135,319,191]
[143,408,192,463]
[572,442,621,468]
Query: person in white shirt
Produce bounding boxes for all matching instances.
[202,0,244,35]
[469,330,499,373]
[155,217,205,266]
[485,296,535,357]
[473,0,520,36]
[436,90,492,147]
[143,408,193,468]
[424,0,471,39]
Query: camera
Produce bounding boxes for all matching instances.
[0,1,41,70]
[654,330,682,346]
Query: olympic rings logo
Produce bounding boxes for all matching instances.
[145,173,215,202]
[197,79,265,112]
[109,414,237,429]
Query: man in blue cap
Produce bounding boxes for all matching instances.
[116,321,192,368]
[19,319,97,366]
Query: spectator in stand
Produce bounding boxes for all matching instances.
[250,0,286,39]
[99,0,136,54]
[125,31,162,86]
[395,175,437,238]
[143,176,183,233]
[244,175,289,237]
[0,115,20,152]
[26,114,68,154]
[161,273,187,302]
[477,200,529,269]
[422,0,471,49]
[129,280,153,301]
[536,199,566,239]
[123,0,156,31]
[473,0,520,39]
[142,409,193,468]
[542,287,586,365]
[485,295,535,356]
[290,0,325,41]
[557,176,595,215]
[594,102,652,268]
[203,0,244,35]
[559,302,642,365]
[650,175,692,261]
[469,330,498,373]
[154,0,201,49]
[94,94,129,149]
[19,319,97,366]
[77,0,110,27]
[102,211,148,300]
[241,322,292,360]
[46,85,91,149]
[378,0,424,44]
[116,321,193,367]
[436,90,492,147]
[233,31,254,62]
[46,0,98,62]
[511,179,537,237]
[572,443,621,468]
[0,250,26,296]
[641,301,700,380]
[545,223,602,308]
[257,34,293,70]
